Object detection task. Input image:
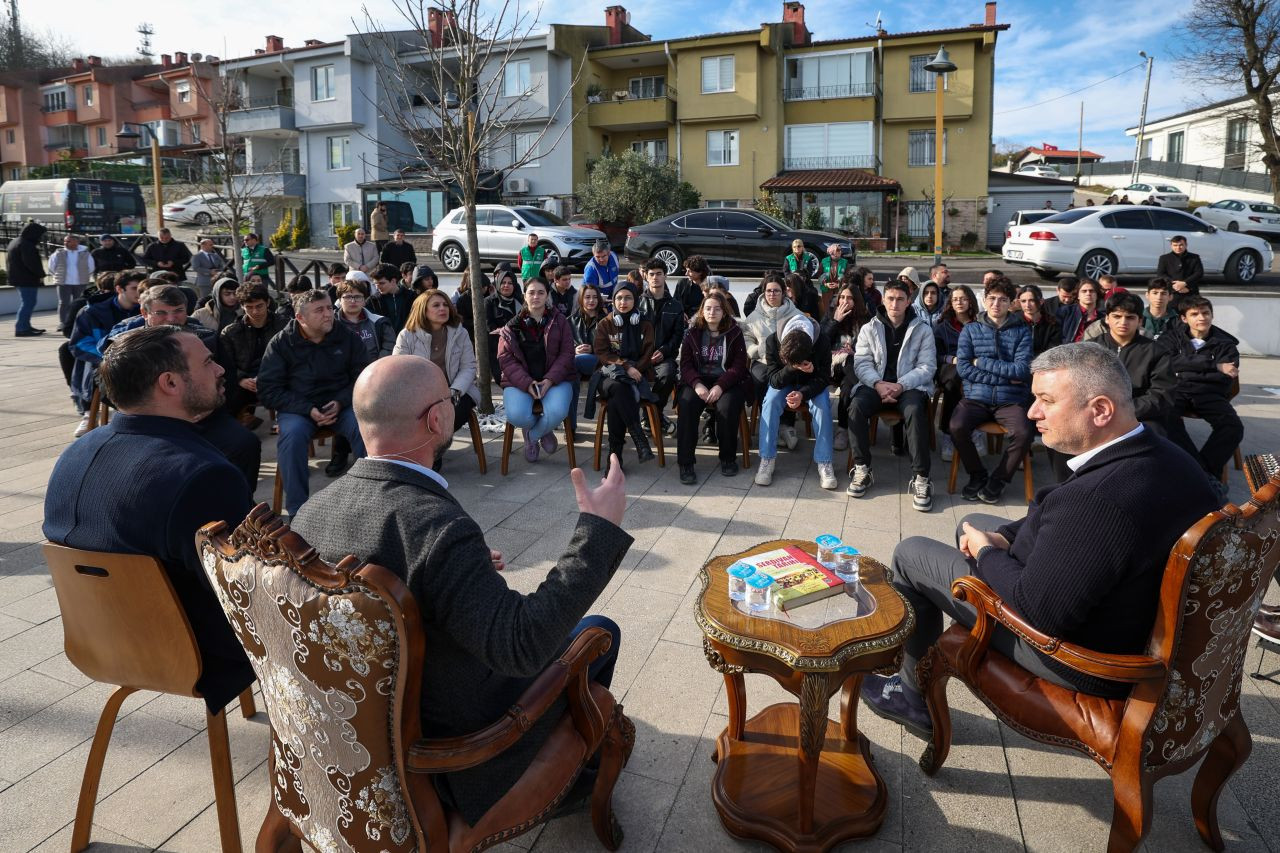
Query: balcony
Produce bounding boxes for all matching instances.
[228,96,297,135]
[40,107,77,127]
[783,82,877,101]
[782,154,879,171]
[132,100,171,123]
[587,94,675,132]
[232,169,306,199]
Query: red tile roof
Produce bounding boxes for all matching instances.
[1025,147,1103,160]
[761,170,900,191]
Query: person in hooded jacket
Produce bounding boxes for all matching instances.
[369,263,415,333]
[951,277,1034,504]
[91,234,136,273]
[7,220,47,336]
[756,314,837,490]
[484,268,523,383]
[742,271,803,448]
[676,291,749,484]
[192,277,242,334]
[592,282,656,471]
[911,280,945,329]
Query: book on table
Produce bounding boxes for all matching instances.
[738,546,844,611]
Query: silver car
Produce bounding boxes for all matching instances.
[1194,198,1280,238]
[1113,182,1190,209]
[432,205,606,273]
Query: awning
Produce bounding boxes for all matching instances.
[761,170,901,192]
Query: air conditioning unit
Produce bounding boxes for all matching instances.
[505,177,531,194]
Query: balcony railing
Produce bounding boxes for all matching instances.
[232,94,295,111]
[783,154,878,170]
[40,104,74,113]
[783,82,876,101]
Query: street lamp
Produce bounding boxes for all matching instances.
[924,45,956,267]
[115,123,165,231]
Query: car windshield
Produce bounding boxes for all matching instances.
[1251,203,1280,214]
[1038,209,1095,224]
[513,207,569,227]
[1153,185,1182,193]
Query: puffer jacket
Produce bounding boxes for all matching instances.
[851,306,937,394]
[257,320,372,416]
[393,323,482,404]
[69,294,139,409]
[934,318,967,366]
[956,311,1033,407]
[220,311,289,378]
[742,297,801,365]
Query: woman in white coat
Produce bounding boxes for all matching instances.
[742,271,803,448]
[393,288,483,470]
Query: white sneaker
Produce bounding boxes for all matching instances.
[754,457,775,486]
[73,414,91,438]
[910,475,933,512]
[833,427,848,451]
[818,462,838,490]
[972,429,988,457]
[847,464,873,497]
[781,425,800,451]
[940,434,954,462]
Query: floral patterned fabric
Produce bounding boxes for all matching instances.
[202,544,419,852]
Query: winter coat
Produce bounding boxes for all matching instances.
[934,318,968,366]
[571,311,604,348]
[742,297,801,365]
[368,285,415,335]
[639,288,687,362]
[678,323,748,391]
[1099,333,1176,426]
[673,277,705,318]
[851,306,937,395]
[5,221,46,287]
[956,311,1033,407]
[91,243,136,273]
[69,294,139,409]
[498,309,576,392]
[1025,313,1063,355]
[484,292,523,339]
[369,206,389,241]
[1158,323,1239,402]
[192,279,242,334]
[593,311,655,374]
[1060,304,1102,344]
[142,238,192,278]
[257,320,373,416]
[911,290,945,329]
[342,239,379,272]
[220,312,289,378]
[1156,251,1203,294]
[549,284,577,317]
[380,240,417,269]
[392,323,482,404]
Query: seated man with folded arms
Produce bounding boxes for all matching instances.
[754,314,838,490]
[44,324,256,713]
[861,343,1220,737]
[844,278,937,511]
[292,355,631,824]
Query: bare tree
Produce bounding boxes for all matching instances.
[1178,0,1280,201]
[355,0,584,412]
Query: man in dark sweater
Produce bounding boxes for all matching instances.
[44,325,256,712]
[292,355,631,823]
[861,343,1219,738]
[142,228,193,280]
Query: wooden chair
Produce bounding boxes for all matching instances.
[593,397,666,470]
[945,421,1035,503]
[467,409,488,474]
[1184,377,1244,485]
[749,396,814,440]
[85,386,111,431]
[42,543,256,853]
[916,472,1280,853]
[271,426,336,514]
[501,399,577,475]
[197,505,634,853]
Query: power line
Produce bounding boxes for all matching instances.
[995,62,1145,116]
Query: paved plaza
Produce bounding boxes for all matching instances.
[2,308,1279,852]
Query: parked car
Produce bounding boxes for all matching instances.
[163,193,256,226]
[623,208,854,275]
[568,215,628,251]
[1002,204,1271,283]
[1014,164,1062,179]
[1193,198,1280,239]
[1112,182,1190,209]
[431,205,605,272]
[1004,209,1057,242]
[0,178,146,233]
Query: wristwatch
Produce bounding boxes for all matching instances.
[450,389,461,405]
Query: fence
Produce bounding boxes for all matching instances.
[1074,159,1273,194]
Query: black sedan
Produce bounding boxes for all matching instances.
[623,208,855,275]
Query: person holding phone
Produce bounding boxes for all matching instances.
[498,276,576,463]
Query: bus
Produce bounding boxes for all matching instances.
[0,178,146,234]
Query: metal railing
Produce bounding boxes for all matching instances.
[783,154,878,170]
[232,94,295,111]
[1074,158,1272,193]
[783,82,876,101]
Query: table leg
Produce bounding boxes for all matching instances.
[797,672,830,835]
[840,674,863,742]
[724,671,746,741]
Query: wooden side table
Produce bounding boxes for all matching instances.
[695,539,914,853]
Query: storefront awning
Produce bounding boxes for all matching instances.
[761,170,900,192]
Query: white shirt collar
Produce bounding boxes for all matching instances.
[369,457,449,491]
[1065,423,1145,473]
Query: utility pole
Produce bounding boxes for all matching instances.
[137,23,155,60]
[1131,52,1153,185]
[1076,101,1084,183]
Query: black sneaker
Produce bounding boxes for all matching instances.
[324,453,349,477]
[961,471,988,501]
[679,464,697,485]
[720,459,739,477]
[860,674,932,739]
[661,416,676,437]
[978,477,1006,504]
[15,328,46,337]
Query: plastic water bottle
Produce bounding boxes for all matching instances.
[727,562,755,602]
[815,534,841,567]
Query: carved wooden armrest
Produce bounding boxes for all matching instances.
[406,626,613,774]
[950,576,1166,684]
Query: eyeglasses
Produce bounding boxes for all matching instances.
[339,294,365,302]
[418,396,453,423]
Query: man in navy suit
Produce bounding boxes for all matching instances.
[43,324,255,711]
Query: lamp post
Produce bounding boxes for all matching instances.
[924,45,956,267]
[115,123,164,231]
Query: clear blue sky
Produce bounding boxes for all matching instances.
[25,0,1230,161]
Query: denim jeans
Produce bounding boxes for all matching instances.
[503,381,573,442]
[758,385,833,463]
[15,286,38,332]
[570,353,598,433]
[277,408,365,516]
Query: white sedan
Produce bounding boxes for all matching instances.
[1112,182,1190,209]
[1002,204,1271,283]
[1015,164,1063,179]
[162,193,256,226]
[1194,199,1280,238]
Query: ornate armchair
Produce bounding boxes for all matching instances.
[917,473,1280,853]
[197,504,635,853]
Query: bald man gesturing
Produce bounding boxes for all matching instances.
[291,355,632,822]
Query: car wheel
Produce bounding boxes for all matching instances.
[1035,268,1059,281]
[1225,249,1261,284]
[439,242,467,273]
[194,212,212,225]
[653,246,682,276]
[1077,249,1116,280]
[1227,221,1239,232]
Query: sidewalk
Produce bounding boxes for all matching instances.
[2,310,1278,851]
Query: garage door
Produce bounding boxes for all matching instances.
[986,189,1074,248]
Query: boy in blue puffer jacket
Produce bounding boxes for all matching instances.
[951,277,1033,503]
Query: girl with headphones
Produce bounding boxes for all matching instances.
[592,283,657,472]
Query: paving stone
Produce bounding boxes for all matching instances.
[0,669,78,734]
[28,822,146,852]
[29,651,93,689]
[533,769,678,853]
[159,755,270,852]
[0,585,60,625]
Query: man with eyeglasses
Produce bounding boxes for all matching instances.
[950,277,1034,504]
[257,289,372,516]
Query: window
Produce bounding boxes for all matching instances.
[720,211,761,230]
[176,80,191,104]
[1101,210,1154,229]
[96,127,106,147]
[707,129,738,166]
[1151,209,1209,232]
[907,129,947,166]
[504,60,531,97]
[1167,131,1184,163]
[1139,138,1152,160]
[905,201,931,237]
[330,202,357,232]
[311,64,336,101]
[83,85,93,106]
[704,200,739,208]
[514,131,538,165]
[5,129,13,144]
[1226,118,1248,154]
[681,211,720,228]
[327,135,350,170]
[631,138,667,162]
[785,51,873,100]
[191,122,201,143]
[909,55,949,93]
[9,167,18,180]
[628,76,665,99]
[42,91,67,111]
[784,121,873,169]
[701,55,735,93]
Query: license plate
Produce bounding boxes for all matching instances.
[1006,250,1022,259]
